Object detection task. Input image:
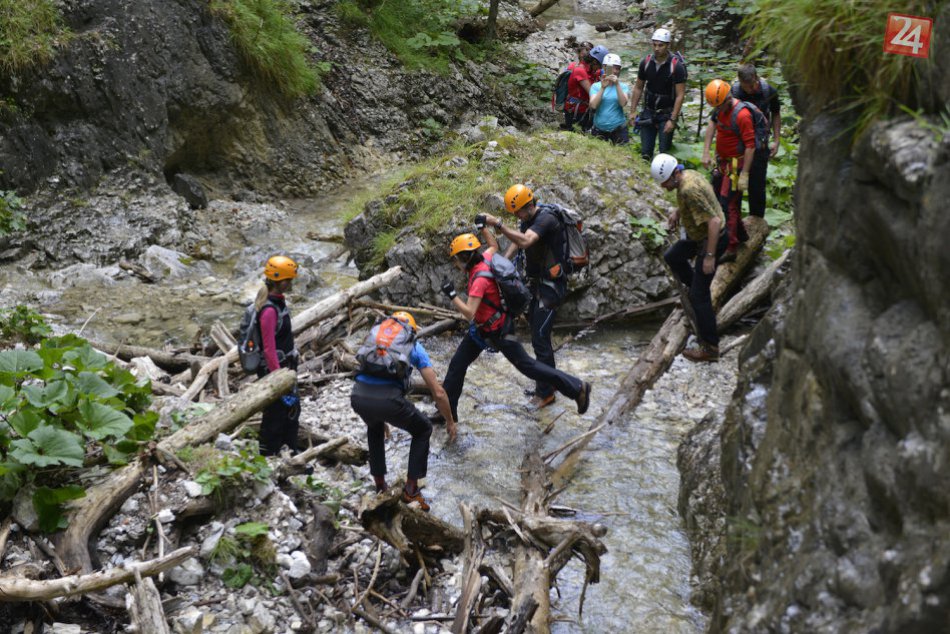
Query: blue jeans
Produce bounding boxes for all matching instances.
[638,112,673,160]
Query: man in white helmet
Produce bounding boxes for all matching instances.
[589,53,631,144]
[651,153,727,362]
[628,28,687,161]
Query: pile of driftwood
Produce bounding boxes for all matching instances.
[1,222,789,633]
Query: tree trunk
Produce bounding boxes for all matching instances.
[85,339,208,372]
[507,451,550,632]
[529,0,561,18]
[486,0,500,41]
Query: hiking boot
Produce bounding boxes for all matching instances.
[428,412,446,426]
[717,249,738,264]
[575,382,592,415]
[682,343,719,362]
[401,488,430,512]
[527,393,556,411]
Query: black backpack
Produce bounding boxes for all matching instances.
[474,253,532,318]
[355,317,417,384]
[643,51,688,107]
[237,300,287,374]
[538,204,590,275]
[551,65,574,111]
[728,101,772,153]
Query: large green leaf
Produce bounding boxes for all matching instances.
[10,426,85,467]
[33,485,86,532]
[21,380,69,409]
[74,371,121,399]
[8,409,43,437]
[0,384,16,410]
[126,411,158,442]
[0,350,43,376]
[65,345,107,371]
[77,400,133,440]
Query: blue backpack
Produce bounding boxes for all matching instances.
[551,64,574,111]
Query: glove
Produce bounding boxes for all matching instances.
[738,172,750,192]
[474,214,487,230]
[441,278,457,300]
[281,394,299,407]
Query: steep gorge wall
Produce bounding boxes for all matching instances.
[679,13,950,632]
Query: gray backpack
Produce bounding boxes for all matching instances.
[356,317,417,383]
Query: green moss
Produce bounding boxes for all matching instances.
[209,0,319,98]
[0,0,71,72]
[370,231,397,268]
[746,0,935,137]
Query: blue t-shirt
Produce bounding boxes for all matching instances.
[590,81,630,132]
[355,341,432,387]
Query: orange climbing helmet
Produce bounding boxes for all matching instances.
[391,311,418,331]
[504,184,534,213]
[264,255,298,281]
[450,233,481,257]
[704,79,730,107]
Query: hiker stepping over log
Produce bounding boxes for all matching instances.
[351,311,457,512]
[439,233,592,421]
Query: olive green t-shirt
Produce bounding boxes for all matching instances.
[677,169,725,241]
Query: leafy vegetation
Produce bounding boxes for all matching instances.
[209,0,320,97]
[194,447,273,502]
[207,521,276,589]
[0,0,71,72]
[0,305,52,346]
[746,0,936,137]
[335,0,489,74]
[0,322,158,530]
[630,215,669,251]
[0,190,27,238]
[303,476,362,527]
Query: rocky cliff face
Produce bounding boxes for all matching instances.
[0,0,540,265]
[679,24,950,632]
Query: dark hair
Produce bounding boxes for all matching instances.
[737,63,758,84]
[454,249,479,269]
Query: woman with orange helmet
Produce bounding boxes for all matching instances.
[255,255,301,456]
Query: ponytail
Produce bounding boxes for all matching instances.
[254,280,276,311]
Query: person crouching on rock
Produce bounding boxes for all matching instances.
[651,154,727,362]
[256,255,301,455]
[440,233,592,422]
[351,311,457,512]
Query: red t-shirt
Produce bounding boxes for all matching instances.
[467,258,506,332]
[714,101,756,158]
[566,62,591,113]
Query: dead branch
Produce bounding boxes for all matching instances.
[528,0,561,18]
[85,339,209,372]
[359,488,465,563]
[127,570,170,634]
[0,546,195,602]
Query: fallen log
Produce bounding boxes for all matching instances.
[353,299,459,322]
[508,451,551,633]
[0,546,194,602]
[417,318,460,340]
[359,487,465,563]
[529,0,561,18]
[178,267,402,403]
[127,571,171,634]
[550,216,769,486]
[55,369,295,603]
[451,504,485,634]
[85,339,209,372]
[716,249,789,332]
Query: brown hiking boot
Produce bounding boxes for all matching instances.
[401,488,430,512]
[527,393,556,411]
[682,343,720,363]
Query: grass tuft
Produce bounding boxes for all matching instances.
[0,0,71,72]
[745,0,936,137]
[209,0,319,98]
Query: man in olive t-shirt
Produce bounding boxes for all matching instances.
[651,154,727,362]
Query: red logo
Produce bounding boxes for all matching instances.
[884,13,933,58]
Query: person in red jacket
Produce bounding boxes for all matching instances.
[254,255,301,456]
[701,79,754,262]
[562,44,607,132]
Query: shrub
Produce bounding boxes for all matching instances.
[0,306,52,346]
[0,190,27,238]
[209,0,319,98]
[0,0,71,72]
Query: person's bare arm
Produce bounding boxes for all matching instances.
[483,214,540,250]
[629,78,645,120]
[701,120,717,169]
[664,82,686,134]
[702,215,722,275]
[770,114,782,159]
[451,293,483,322]
[419,366,456,442]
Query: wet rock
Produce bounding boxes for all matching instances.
[11,486,39,533]
[172,173,209,210]
[169,557,205,586]
[48,625,81,634]
[141,245,193,281]
[48,263,117,289]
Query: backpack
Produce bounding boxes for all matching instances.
[643,51,687,107]
[538,203,590,275]
[355,317,417,384]
[728,101,772,153]
[237,300,287,374]
[474,253,533,318]
[730,79,776,120]
[551,63,574,111]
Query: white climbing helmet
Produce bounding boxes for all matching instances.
[602,53,622,68]
[652,28,672,43]
[651,153,678,184]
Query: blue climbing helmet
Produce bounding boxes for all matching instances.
[589,45,608,65]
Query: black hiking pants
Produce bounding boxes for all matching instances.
[747,147,770,218]
[664,232,729,347]
[351,381,431,480]
[442,321,583,420]
[528,279,566,399]
[258,362,300,456]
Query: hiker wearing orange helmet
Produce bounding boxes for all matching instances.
[478,184,574,410]
[351,311,456,512]
[701,78,755,262]
[439,232,592,421]
[255,255,301,456]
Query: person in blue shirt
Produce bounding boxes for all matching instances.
[350,311,456,512]
[589,53,631,145]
